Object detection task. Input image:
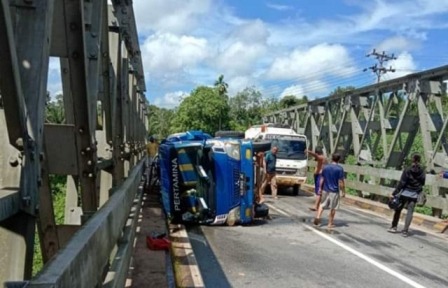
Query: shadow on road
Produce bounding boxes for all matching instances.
[187,226,232,288]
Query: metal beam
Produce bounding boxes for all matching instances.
[20,161,143,288]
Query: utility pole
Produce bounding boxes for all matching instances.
[363,49,397,83]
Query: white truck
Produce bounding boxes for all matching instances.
[245,123,308,196]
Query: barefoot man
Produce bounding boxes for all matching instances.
[314,153,346,228]
[306,146,326,211]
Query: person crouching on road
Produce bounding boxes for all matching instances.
[306,146,327,211]
[259,146,279,201]
[388,153,426,237]
[313,153,345,228]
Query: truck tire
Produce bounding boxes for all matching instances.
[252,141,271,153]
[292,184,300,196]
[215,130,245,139]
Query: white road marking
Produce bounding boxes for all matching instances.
[266,203,289,216]
[268,203,427,288]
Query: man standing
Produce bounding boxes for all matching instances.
[145,136,159,188]
[314,153,345,228]
[259,146,279,201]
[388,153,425,237]
[146,136,159,163]
[306,146,326,211]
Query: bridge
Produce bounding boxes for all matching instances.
[0,1,447,288]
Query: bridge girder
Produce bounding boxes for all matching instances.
[265,65,448,170]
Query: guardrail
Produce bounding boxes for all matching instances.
[308,161,448,215]
[6,161,144,288]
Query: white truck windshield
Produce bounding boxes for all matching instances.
[265,134,307,160]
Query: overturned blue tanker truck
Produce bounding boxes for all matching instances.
[158,131,270,225]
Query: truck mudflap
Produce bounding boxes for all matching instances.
[275,175,307,186]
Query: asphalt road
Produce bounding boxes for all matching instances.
[188,191,448,288]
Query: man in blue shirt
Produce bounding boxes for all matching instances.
[259,146,279,201]
[313,153,345,228]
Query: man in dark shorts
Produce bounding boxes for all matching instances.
[307,146,326,211]
[314,153,345,228]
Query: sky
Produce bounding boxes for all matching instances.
[47,0,448,108]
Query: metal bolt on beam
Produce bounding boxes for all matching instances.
[9,156,19,167]
[22,196,31,207]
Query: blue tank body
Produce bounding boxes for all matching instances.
[158,131,262,225]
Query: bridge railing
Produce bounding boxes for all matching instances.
[265,65,448,217]
[0,0,147,287]
[308,161,448,215]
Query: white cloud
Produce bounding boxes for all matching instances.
[134,0,212,34]
[266,3,293,11]
[230,19,269,44]
[266,43,357,80]
[47,57,62,97]
[216,42,266,77]
[382,52,417,80]
[376,36,419,53]
[141,33,209,76]
[227,76,254,96]
[280,85,305,98]
[279,80,329,99]
[152,91,187,108]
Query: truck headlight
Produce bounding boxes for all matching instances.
[297,167,307,177]
[224,143,240,160]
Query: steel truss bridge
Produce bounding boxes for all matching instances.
[264,65,448,217]
[1,0,146,287]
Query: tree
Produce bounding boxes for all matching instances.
[46,93,65,124]
[171,86,230,135]
[329,86,356,96]
[147,105,174,139]
[214,75,229,130]
[214,74,229,98]
[228,87,265,131]
[279,95,308,108]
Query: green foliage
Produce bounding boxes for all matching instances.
[329,86,356,96]
[170,86,230,134]
[214,74,229,98]
[147,105,174,139]
[279,95,308,108]
[343,155,359,196]
[228,87,265,131]
[33,175,67,276]
[415,205,433,216]
[46,93,65,124]
[33,234,43,276]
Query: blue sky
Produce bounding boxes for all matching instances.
[47,0,448,108]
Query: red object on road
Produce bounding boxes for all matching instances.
[146,235,171,250]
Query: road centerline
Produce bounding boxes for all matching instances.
[267,203,427,288]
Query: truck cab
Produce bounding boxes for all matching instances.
[245,123,308,195]
[158,131,268,226]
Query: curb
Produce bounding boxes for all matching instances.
[168,223,205,288]
[301,184,448,234]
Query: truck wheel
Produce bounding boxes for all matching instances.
[252,141,271,153]
[292,185,300,196]
[215,130,245,139]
